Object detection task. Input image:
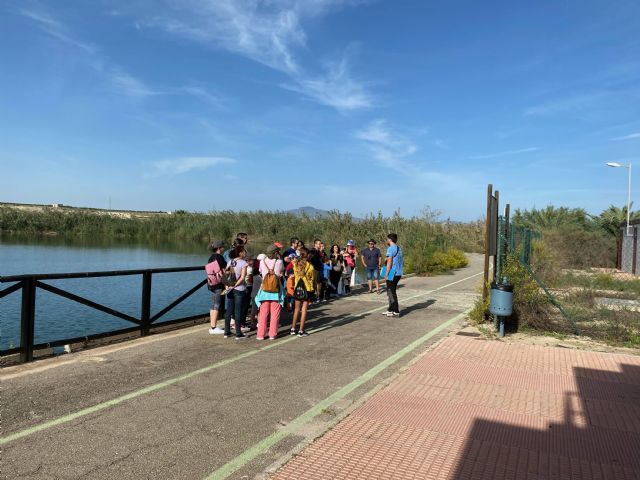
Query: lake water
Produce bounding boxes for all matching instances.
[0,235,228,351]
[0,236,366,351]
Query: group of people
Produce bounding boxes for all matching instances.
[205,232,404,341]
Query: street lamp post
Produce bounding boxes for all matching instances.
[607,162,633,236]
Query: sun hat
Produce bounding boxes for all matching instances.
[257,253,267,261]
[266,244,280,254]
[273,241,284,248]
[209,239,225,250]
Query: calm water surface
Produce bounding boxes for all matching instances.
[0,235,228,350]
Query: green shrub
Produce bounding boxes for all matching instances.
[0,206,482,276]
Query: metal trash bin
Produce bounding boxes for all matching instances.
[489,281,513,316]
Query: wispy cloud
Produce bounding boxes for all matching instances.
[134,0,373,111]
[182,84,228,109]
[612,132,640,141]
[283,55,373,110]
[469,147,540,160]
[153,156,236,175]
[19,6,160,100]
[355,119,416,170]
[354,119,478,194]
[19,7,96,54]
[524,91,611,116]
[108,69,164,98]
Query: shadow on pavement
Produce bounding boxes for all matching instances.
[399,300,436,317]
[451,363,640,477]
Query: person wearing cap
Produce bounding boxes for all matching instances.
[361,239,382,294]
[345,240,359,291]
[207,240,227,335]
[255,245,284,340]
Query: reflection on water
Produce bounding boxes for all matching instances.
[0,235,218,350]
[0,235,356,351]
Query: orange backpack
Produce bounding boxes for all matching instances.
[286,275,295,296]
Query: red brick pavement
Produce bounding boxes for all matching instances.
[271,335,640,479]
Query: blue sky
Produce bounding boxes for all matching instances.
[1,0,639,220]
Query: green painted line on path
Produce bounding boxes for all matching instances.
[204,308,471,480]
[1,271,481,446]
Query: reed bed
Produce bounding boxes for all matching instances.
[0,206,484,274]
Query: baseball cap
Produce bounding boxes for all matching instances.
[209,240,225,250]
[347,240,355,246]
[273,241,284,249]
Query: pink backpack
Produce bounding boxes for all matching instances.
[205,259,223,290]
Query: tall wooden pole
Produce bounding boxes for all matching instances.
[482,184,493,306]
[492,190,499,282]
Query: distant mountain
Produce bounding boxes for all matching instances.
[287,206,330,218]
[287,206,362,221]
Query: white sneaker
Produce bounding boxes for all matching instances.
[381,311,392,316]
[209,327,225,335]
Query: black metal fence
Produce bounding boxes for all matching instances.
[0,266,208,363]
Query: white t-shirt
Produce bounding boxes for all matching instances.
[229,259,248,291]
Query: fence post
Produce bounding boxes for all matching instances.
[633,228,638,275]
[482,184,493,306]
[20,277,36,363]
[496,217,504,281]
[141,271,152,336]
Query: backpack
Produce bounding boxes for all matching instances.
[221,261,238,287]
[262,259,280,293]
[294,279,308,301]
[286,275,295,296]
[205,259,223,290]
[344,254,355,268]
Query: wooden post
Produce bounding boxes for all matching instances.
[482,184,493,307]
[492,190,499,283]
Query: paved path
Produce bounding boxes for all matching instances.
[1,255,483,479]
[272,330,640,479]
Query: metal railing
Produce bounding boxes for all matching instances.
[0,266,208,363]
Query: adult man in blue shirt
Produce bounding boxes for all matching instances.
[382,233,404,317]
[361,239,382,293]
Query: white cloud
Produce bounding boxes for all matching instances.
[108,69,164,98]
[468,147,540,160]
[153,156,236,175]
[612,132,640,141]
[284,55,373,111]
[134,0,372,111]
[182,84,228,109]
[19,8,96,54]
[524,92,610,116]
[355,119,416,170]
[19,6,160,100]
[354,119,478,196]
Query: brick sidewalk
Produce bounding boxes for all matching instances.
[271,334,640,479]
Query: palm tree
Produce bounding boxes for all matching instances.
[597,204,640,237]
[597,204,640,267]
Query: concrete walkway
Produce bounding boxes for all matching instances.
[272,331,640,479]
[1,255,483,479]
